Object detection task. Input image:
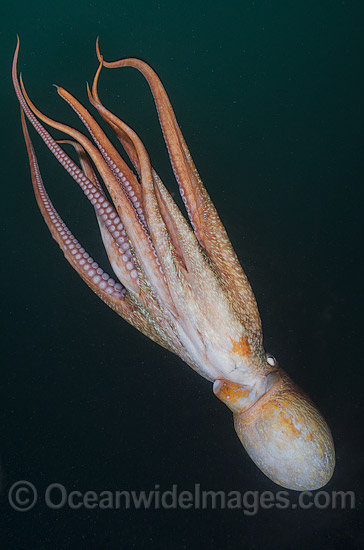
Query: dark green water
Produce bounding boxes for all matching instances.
[1,1,363,548]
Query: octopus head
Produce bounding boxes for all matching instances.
[213,361,335,491]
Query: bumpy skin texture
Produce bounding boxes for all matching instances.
[13,38,335,490]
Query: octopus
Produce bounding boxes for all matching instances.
[12,38,335,490]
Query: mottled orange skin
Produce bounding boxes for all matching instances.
[215,371,335,490]
[231,335,251,357]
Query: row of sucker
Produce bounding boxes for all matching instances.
[14,78,140,285]
[29,129,126,299]
[58,89,165,281]
[61,92,148,230]
[83,92,167,281]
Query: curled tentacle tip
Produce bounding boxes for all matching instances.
[86,82,96,105]
[19,73,26,92]
[95,36,103,63]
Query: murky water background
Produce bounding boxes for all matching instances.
[1,1,363,548]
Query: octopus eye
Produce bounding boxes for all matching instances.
[266,353,277,367]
